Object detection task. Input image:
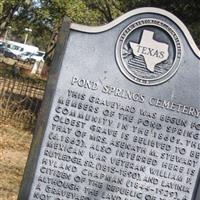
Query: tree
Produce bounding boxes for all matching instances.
[82,0,200,47]
[82,0,121,23]
[0,0,199,61]
[0,0,4,14]
[0,0,34,36]
[36,0,103,60]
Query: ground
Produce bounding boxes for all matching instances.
[0,124,32,200]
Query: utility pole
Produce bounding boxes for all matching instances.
[24,28,32,44]
[4,26,12,42]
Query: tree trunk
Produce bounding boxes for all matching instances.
[0,5,19,37]
[44,27,59,62]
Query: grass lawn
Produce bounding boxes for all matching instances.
[0,124,32,200]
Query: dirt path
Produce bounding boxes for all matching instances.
[0,124,32,200]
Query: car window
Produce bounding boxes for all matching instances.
[22,52,31,56]
[33,52,44,57]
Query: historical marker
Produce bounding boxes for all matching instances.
[18,8,200,200]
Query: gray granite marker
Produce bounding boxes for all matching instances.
[18,7,200,200]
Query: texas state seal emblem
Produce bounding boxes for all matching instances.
[116,18,182,85]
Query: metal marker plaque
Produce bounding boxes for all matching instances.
[18,8,200,200]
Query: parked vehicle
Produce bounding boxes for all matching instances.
[5,41,39,58]
[4,48,18,59]
[0,42,19,59]
[0,40,42,61]
[20,51,45,63]
[29,51,45,62]
[0,43,5,55]
[19,52,32,61]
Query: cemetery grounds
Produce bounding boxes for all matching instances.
[0,59,45,200]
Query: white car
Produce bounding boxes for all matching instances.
[20,51,45,63]
[19,52,32,60]
[7,40,39,56]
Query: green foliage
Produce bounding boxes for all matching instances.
[113,0,200,47]
[0,0,4,14]
[81,0,122,23]
[66,0,103,25]
[0,0,199,56]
